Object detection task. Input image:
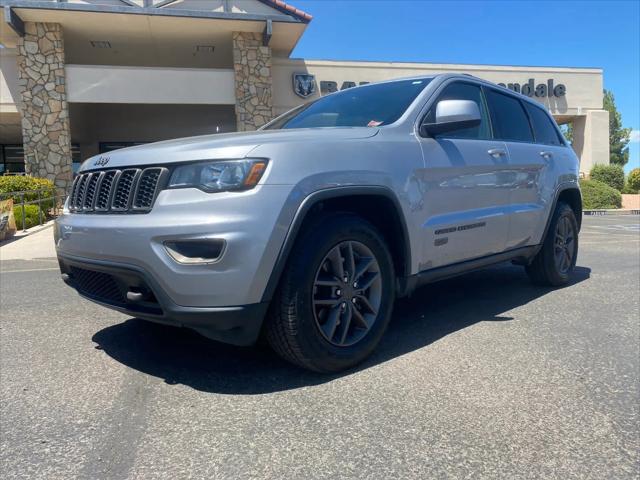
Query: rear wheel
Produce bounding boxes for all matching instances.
[526,201,578,286]
[265,213,395,372]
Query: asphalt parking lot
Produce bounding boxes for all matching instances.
[1,215,638,479]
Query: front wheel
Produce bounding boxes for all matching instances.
[265,213,395,373]
[526,201,579,286]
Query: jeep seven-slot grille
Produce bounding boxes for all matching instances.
[133,169,162,210]
[68,167,166,214]
[82,173,100,210]
[112,169,139,210]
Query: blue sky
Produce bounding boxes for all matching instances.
[291,0,640,172]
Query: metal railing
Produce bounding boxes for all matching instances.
[0,186,70,232]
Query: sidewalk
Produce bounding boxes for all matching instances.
[0,223,56,260]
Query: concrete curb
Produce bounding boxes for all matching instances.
[0,221,54,247]
[14,220,54,237]
[0,221,56,260]
[584,209,640,216]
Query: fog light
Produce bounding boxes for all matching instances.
[164,239,226,264]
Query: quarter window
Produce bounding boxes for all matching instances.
[423,82,491,139]
[485,89,534,142]
[524,103,563,145]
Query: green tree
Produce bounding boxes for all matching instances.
[603,89,631,166]
[560,90,630,166]
[561,123,573,143]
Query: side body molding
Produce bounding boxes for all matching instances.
[399,182,583,296]
[260,186,413,303]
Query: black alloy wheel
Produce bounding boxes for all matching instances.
[265,213,395,373]
[312,240,382,347]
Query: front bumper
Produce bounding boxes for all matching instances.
[54,185,293,307]
[54,184,297,345]
[58,253,269,345]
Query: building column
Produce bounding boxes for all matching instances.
[16,22,72,190]
[232,32,274,131]
[572,109,610,176]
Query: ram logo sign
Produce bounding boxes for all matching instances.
[292,73,317,98]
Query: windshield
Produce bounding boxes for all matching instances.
[264,78,432,130]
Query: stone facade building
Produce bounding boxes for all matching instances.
[17,22,72,189]
[232,32,274,132]
[1,0,609,183]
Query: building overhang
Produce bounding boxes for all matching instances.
[0,1,308,60]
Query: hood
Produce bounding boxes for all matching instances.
[79,127,379,172]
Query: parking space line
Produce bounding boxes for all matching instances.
[581,240,640,245]
[0,267,60,274]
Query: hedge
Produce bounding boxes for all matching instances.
[589,164,625,192]
[13,204,44,230]
[626,168,640,193]
[0,176,57,212]
[580,179,622,209]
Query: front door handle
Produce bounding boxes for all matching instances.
[488,148,507,158]
[540,151,553,160]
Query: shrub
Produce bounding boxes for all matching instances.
[13,204,44,230]
[0,176,57,212]
[626,168,640,193]
[580,179,622,209]
[589,164,625,191]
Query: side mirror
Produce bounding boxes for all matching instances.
[420,99,481,136]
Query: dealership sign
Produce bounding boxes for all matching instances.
[497,79,566,98]
[292,73,566,98]
[292,73,317,98]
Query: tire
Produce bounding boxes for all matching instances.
[265,212,395,373]
[526,201,579,286]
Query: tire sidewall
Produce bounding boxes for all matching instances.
[544,203,579,284]
[285,215,395,372]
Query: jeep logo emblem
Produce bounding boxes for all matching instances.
[94,156,110,167]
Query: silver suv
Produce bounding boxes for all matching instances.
[56,74,581,372]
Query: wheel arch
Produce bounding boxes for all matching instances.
[539,184,582,250]
[261,186,412,302]
[557,187,583,232]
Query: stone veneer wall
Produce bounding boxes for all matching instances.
[232,32,274,131]
[17,23,72,190]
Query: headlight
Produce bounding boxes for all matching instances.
[167,159,267,193]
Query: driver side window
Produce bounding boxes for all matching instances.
[423,82,491,140]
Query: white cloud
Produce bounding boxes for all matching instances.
[630,130,640,143]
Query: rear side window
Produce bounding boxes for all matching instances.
[524,103,563,145]
[485,89,534,142]
[423,82,491,139]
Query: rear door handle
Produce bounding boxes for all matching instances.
[540,151,553,160]
[488,148,507,158]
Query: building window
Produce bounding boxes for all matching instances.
[71,144,82,174]
[1,145,26,175]
[1,144,82,176]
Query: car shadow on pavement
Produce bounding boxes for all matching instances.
[92,264,591,394]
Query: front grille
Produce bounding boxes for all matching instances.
[82,173,100,211]
[73,174,89,210]
[69,167,167,214]
[112,169,139,211]
[95,171,117,211]
[133,168,163,210]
